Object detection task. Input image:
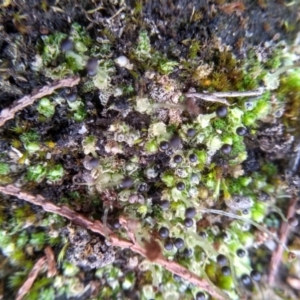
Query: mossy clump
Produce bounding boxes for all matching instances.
[0,9,298,300]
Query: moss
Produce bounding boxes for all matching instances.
[0,3,298,298]
[0,162,10,175]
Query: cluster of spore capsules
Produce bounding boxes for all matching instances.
[152,104,263,298]
[60,34,271,299]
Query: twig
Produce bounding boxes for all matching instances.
[268,197,297,285]
[16,256,47,300]
[44,246,57,277]
[0,76,80,127]
[0,185,226,300]
[185,88,264,106]
[209,88,264,98]
[185,93,230,106]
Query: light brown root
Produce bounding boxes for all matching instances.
[0,76,80,127]
[44,246,57,277]
[268,197,297,285]
[16,256,47,300]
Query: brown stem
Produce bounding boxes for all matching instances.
[268,197,297,285]
[16,256,47,300]
[0,185,226,300]
[0,77,80,127]
[44,246,57,278]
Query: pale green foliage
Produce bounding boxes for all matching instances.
[41,32,67,65]
[47,164,64,182]
[158,60,178,75]
[93,61,115,90]
[135,30,151,60]
[20,131,40,153]
[82,135,97,156]
[27,164,47,182]
[63,262,80,277]
[37,98,55,118]
[67,100,87,121]
[0,162,10,175]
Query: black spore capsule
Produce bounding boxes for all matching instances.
[65,89,77,102]
[183,248,193,258]
[236,127,247,136]
[159,227,169,239]
[198,231,207,238]
[185,207,196,218]
[221,144,232,154]
[113,219,121,229]
[174,237,184,249]
[236,249,246,258]
[216,106,228,118]
[169,135,182,148]
[184,218,194,227]
[195,292,206,300]
[120,177,134,189]
[60,38,73,52]
[86,58,98,77]
[176,182,185,191]
[217,254,228,266]
[187,128,196,137]
[160,200,170,210]
[189,154,198,163]
[164,239,173,250]
[159,141,170,151]
[87,157,99,169]
[241,274,252,286]
[250,270,261,282]
[173,155,183,163]
[221,266,231,276]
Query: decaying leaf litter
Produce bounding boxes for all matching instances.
[1,0,300,299]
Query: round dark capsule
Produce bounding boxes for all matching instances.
[183,248,193,258]
[189,153,198,163]
[187,128,196,137]
[216,106,228,118]
[241,274,251,286]
[164,239,173,250]
[221,144,232,154]
[159,227,169,239]
[236,249,246,258]
[173,274,181,282]
[185,207,196,218]
[221,266,231,276]
[184,218,194,227]
[174,237,184,249]
[250,270,261,281]
[60,38,73,52]
[169,135,181,148]
[87,157,99,168]
[258,191,270,202]
[198,231,207,239]
[176,182,185,191]
[120,176,134,189]
[173,155,183,163]
[288,217,298,227]
[195,292,206,300]
[138,183,148,192]
[112,219,121,229]
[159,141,170,151]
[220,232,229,239]
[242,209,249,215]
[65,90,77,102]
[236,127,247,136]
[160,200,170,211]
[86,58,98,76]
[216,254,228,266]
